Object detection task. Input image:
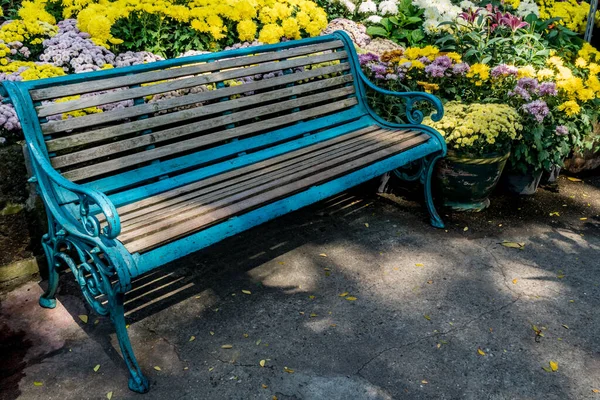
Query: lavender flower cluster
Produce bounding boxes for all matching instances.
[0,101,20,132]
[508,77,557,123]
[40,19,116,73]
[114,51,164,67]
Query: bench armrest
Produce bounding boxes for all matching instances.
[27,142,121,239]
[357,69,444,125]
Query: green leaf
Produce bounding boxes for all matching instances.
[366,26,389,38]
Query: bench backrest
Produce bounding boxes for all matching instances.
[11,33,368,206]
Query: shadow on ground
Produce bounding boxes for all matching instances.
[1,176,599,400]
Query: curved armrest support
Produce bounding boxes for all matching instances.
[357,69,444,125]
[27,142,121,239]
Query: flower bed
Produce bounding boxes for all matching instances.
[1,0,600,177]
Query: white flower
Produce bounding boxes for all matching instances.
[423,19,441,34]
[459,0,476,10]
[358,0,377,14]
[365,15,383,24]
[516,0,539,17]
[333,0,357,13]
[378,0,399,15]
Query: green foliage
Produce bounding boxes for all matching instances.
[111,13,213,58]
[365,0,426,47]
[526,14,584,60]
[1,0,21,19]
[313,0,354,20]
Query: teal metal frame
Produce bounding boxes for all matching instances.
[0,31,446,393]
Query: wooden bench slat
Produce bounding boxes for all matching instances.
[31,40,344,102]
[50,75,355,168]
[87,110,367,197]
[99,125,382,222]
[41,63,351,135]
[62,96,358,182]
[121,129,419,231]
[119,129,419,243]
[124,133,429,253]
[36,50,348,117]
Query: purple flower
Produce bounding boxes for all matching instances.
[517,77,539,90]
[418,56,431,65]
[500,13,529,32]
[522,100,550,123]
[509,86,531,100]
[358,53,380,65]
[555,125,568,135]
[432,55,452,68]
[491,64,518,78]
[425,64,446,77]
[369,64,387,75]
[375,74,385,79]
[451,63,470,75]
[537,82,557,96]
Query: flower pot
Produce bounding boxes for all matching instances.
[435,151,510,212]
[540,164,561,185]
[503,169,543,195]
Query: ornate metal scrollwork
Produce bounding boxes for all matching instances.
[46,230,117,316]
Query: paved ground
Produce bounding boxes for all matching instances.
[1,175,599,400]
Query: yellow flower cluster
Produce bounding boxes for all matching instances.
[55,95,103,119]
[466,63,490,86]
[543,55,600,108]
[0,61,66,80]
[537,0,600,33]
[71,0,327,47]
[426,102,522,150]
[0,20,57,49]
[382,46,461,72]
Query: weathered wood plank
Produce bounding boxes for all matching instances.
[31,40,344,102]
[36,51,348,117]
[98,125,382,222]
[63,96,358,181]
[122,129,420,231]
[124,134,430,252]
[41,63,351,135]
[119,130,420,242]
[50,75,355,168]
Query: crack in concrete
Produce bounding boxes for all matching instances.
[355,297,520,376]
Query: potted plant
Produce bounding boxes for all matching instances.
[425,101,522,211]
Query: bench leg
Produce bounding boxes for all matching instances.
[39,233,59,309]
[422,153,445,229]
[108,292,150,393]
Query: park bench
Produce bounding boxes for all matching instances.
[0,31,446,393]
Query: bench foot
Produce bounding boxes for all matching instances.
[423,153,445,229]
[109,292,150,394]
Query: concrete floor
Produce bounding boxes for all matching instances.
[1,176,599,400]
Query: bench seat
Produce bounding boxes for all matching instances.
[1,31,446,393]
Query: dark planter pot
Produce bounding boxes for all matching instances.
[503,169,543,195]
[435,150,510,212]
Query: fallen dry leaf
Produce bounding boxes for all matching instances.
[259,360,266,367]
[550,361,558,372]
[567,177,582,182]
[512,278,518,284]
[580,217,588,221]
[415,263,424,267]
[209,331,215,336]
[338,292,349,297]
[501,241,525,250]
[345,296,357,301]
[154,366,162,371]
[221,344,233,349]
[242,290,251,295]
[477,348,485,356]
[562,325,569,329]
[549,212,560,217]
[262,384,268,389]
[330,324,337,327]
[189,335,196,342]
[308,295,315,300]
[106,391,113,400]
[542,366,553,372]
[319,253,327,257]
[592,388,599,393]
[243,333,249,338]
[208,367,214,371]
[94,364,101,372]
[33,381,43,386]
[424,315,431,321]
[78,315,88,324]
[365,223,369,228]
[310,313,317,318]
[463,226,469,231]
[283,366,294,373]
[421,380,428,384]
